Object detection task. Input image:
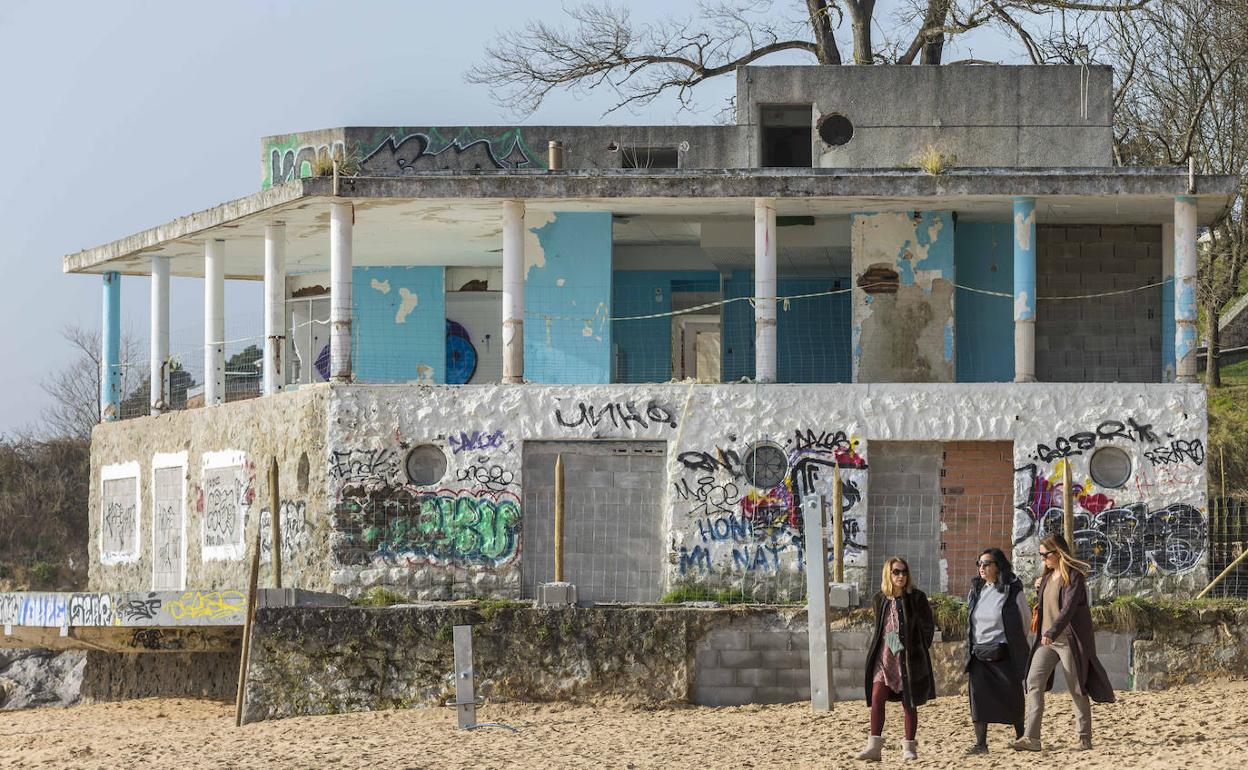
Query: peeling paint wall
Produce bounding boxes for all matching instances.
[525,212,613,384]
[852,212,956,383]
[353,266,445,384]
[88,383,1208,601]
[87,387,331,593]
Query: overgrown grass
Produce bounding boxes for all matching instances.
[1092,594,1248,632]
[660,585,762,605]
[352,587,409,607]
[927,592,968,639]
[1207,381,1248,498]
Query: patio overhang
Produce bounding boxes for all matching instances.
[62,167,1238,279]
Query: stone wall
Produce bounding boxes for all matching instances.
[1036,225,1163,382]
[242,602,1245,722]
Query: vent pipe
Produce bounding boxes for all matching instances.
[548,140,564,170]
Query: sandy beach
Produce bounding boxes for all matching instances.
[1,679,1244,769]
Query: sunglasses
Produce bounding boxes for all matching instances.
[891,567,909,576]
[1039,550,1055,558]
[976,560,996,567]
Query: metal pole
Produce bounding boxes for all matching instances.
[554,453,564,582]
[101,272,121,420]
[1062,460,1074,546]
[269,456,282,588]
[205,239,226,405]
[803,495,834,711]
[235,513,263,727]
[832,464,844,584]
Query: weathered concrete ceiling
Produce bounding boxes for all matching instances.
[62,168,1237,278]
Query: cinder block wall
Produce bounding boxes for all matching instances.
[1036,225,1163,382]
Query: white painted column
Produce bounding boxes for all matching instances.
[754,197,777,383]
[1161,222,1176,382]
[502,199,525,384]
[204,239,225,405]
[149,256,170,414]
[1174,196,1198,383]
[329,201,353,382]
[264,222,287,394]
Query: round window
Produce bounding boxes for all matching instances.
[817,113,854,146]
[1088,446,1132,489]
[405,444,448,486]
[743,442,789,489]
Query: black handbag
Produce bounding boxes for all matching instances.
[972,642,1007,662]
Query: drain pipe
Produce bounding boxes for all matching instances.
[548,140,564,170]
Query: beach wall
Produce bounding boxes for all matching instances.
[239,602,1248,722]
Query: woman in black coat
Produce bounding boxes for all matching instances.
[854,555,936,763]
[964,547,1031,754]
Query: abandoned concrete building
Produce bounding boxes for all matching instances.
[0,66,1232,685]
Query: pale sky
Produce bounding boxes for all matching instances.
[0,0,1017,435]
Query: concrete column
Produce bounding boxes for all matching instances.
[101,272,121,421]
[264,222,286,394]
[1174,196,1198,383]
[204,239,225,405]
[1013,197,1037,383]
[329,202,353,382]
[149,256,170,415]
[754,197,777,383]
[1161,222,1176,382]
[502,199,525,384]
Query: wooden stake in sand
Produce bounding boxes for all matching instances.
[235,496,264,728]
[1062,460,1074,546]
[554,453,564,583]
[268,457,282,589]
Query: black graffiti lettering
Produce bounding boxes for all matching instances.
[791,429,850,453]
[1144,438,1206,467]
[1128,418,1159,444]
[677,449,743,478]
[1036,417,1163,462]
[1037,502,1206,577]
[556,400,678,431]
[455,464,516,492]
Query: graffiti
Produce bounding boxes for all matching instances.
[1036,503,1206,576]
[130,629,171,650]
[1144,439,1206,467]
[118,595,163,622]
[673,477,741,516]
[69,593,113,626]
[1034,418,1159,462]
[359,128,543,174]
[555,400,678,431]
[448,430,507,455]
[101,476,138,558]
[329,448,399,484]
[446,319,478,384]
[260,500,310,563]
[153,463,184,590]
[267,140,345,188]
[787,430,868,468]
[1014,461,1119,542]
[202,468,244,553]
[167,590,246,621]
[678,545,712,575]
[677,448,743,478]
[455,463,516,492]
[17,594,67,626]
[334,486,521,567]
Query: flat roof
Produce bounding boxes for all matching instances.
[62,168,1237,277]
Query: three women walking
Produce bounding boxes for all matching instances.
[855,556,936,762]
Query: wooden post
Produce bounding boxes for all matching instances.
[1197,545,1248,599]
[1062,460,1074,547]
[832,464,844,584]
[554,453,564,583]
[234,514,263,727]
[268,457,282,589]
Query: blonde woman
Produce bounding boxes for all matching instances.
[855,556,936,762]
[1011,534,1115,752]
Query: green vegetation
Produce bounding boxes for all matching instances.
[352,587,409,607]
[1092,594,1248,632]
[660,585,771,604]
[927,592,968,639]
[1208,381,1248,498]
[0,436,90,590]
[475,597,527,620]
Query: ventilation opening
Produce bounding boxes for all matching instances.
[1089,446,1132,489]
[760,104,813,167]
[858,265,900,294]
[621,146,679,169]
[817,112,854,146]
[405,444,448,486]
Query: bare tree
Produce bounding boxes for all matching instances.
[39,325,145,439]
[1108,0,1248,385]
[467,0,1148,115]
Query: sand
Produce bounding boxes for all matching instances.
[1,679,1245,769]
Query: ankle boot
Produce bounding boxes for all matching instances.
[854,735,884,761]
[901,739,918,760]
